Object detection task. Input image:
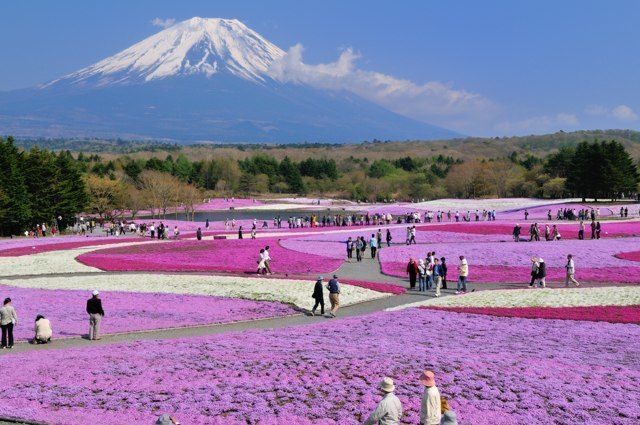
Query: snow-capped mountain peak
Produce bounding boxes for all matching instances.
[46,17,285,87]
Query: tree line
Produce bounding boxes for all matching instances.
[1,136,638,236]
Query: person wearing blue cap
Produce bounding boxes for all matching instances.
[327,274,340,317]
[310,276,325,316]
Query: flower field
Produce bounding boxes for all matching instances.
[0,237,145,257]
[77,237,343,274]
[0,308,637,424]
[378,236,640,283]
[426,305,640,324]
[0,284,296,340]
[4,273,390,310]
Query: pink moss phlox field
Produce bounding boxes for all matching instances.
[425,305,640,324]
[0,238,144,257]
[615,250,640,262]
[500,203,614,219]
[378,236,640,282]
[413,220,640,239]
[0,284,295,341]
[76,237,343,274]
[339,279,406,295]
[0,309,638,424]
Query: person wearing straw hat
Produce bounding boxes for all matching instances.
[86,290,105,340]
[419,370,441,425]
[310,276,325,316]
[364,377,403,425]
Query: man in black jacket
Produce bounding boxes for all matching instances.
[86,290,105,340]
[310,276,325,316]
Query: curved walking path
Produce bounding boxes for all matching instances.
[0,251,627,356]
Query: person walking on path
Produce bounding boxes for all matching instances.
[578,220,585,240]
[456,256,468,294]
[238,226,243,239]
[417,259,427,292]
[196,227,202,241]
[407,258,419,289]
[419,370,441,425]
[310,276,325,316]
[565,254,580,287]
[433,258,443,297]
[364,377,403,425]
[440,257,448,289]
[537,258,547,287]
[356,237,364,262]
[86,290,104,341]
[386,229,392,247]
[370,234,378,259]
[327,275,341,317]
[34,314,52,344]
[529,257,539,287]
[0,297,18,349]
[263,247,274,274]
[205,218,210,231]
[512,224,521,242]
[346,237,354,261]
[377,229,383,251]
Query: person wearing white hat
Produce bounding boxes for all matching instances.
[364,377,403,425]
[419,370,441,425]
[86,290,105,340]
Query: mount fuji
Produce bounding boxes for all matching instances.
[0,17,460,143]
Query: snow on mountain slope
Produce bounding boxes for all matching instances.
[45,17,285,87]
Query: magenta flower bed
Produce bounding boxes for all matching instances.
[616,250,640,262]
[0,238,144,257]
[77,238,343,274]
[424,305,640,324]
[0,309,638,424]
[413,220,640,239]
[378,237,640,283]
[0,284,295,341]
[381,262,640,283]
[339,279,406,295]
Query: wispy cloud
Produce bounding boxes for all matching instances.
[151,17,176,29]
[268,44,494,131]
[495,113,579,134]
[585,104,638,121]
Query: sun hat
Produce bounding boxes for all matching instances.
[379,377,395,393]
[317,275,324,280]
[92,290,99,296]
[419,370,436,386]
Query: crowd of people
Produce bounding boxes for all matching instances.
[407,255,468,295]
[512,220,604,242]
[529,254,580,288]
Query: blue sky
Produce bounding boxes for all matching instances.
[1,0,638,137]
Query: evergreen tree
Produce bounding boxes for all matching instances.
[0,137,31,235]
[279,156,305,193]
[54,151,89,228]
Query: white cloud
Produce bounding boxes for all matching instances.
[267,44,494,129]
[495,113,579,134]
[585,104,637,121]
[611,105,638,121]
[151,17,176,29]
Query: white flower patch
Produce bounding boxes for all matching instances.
[388,287,640,311]
[0,242,152,277]
[2,274,390,309]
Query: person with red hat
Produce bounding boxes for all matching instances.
[419,370,441,425]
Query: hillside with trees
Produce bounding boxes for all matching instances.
[1,132,639,236]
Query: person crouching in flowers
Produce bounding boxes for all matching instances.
[364,377,403,425]
[33,314,52,344]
